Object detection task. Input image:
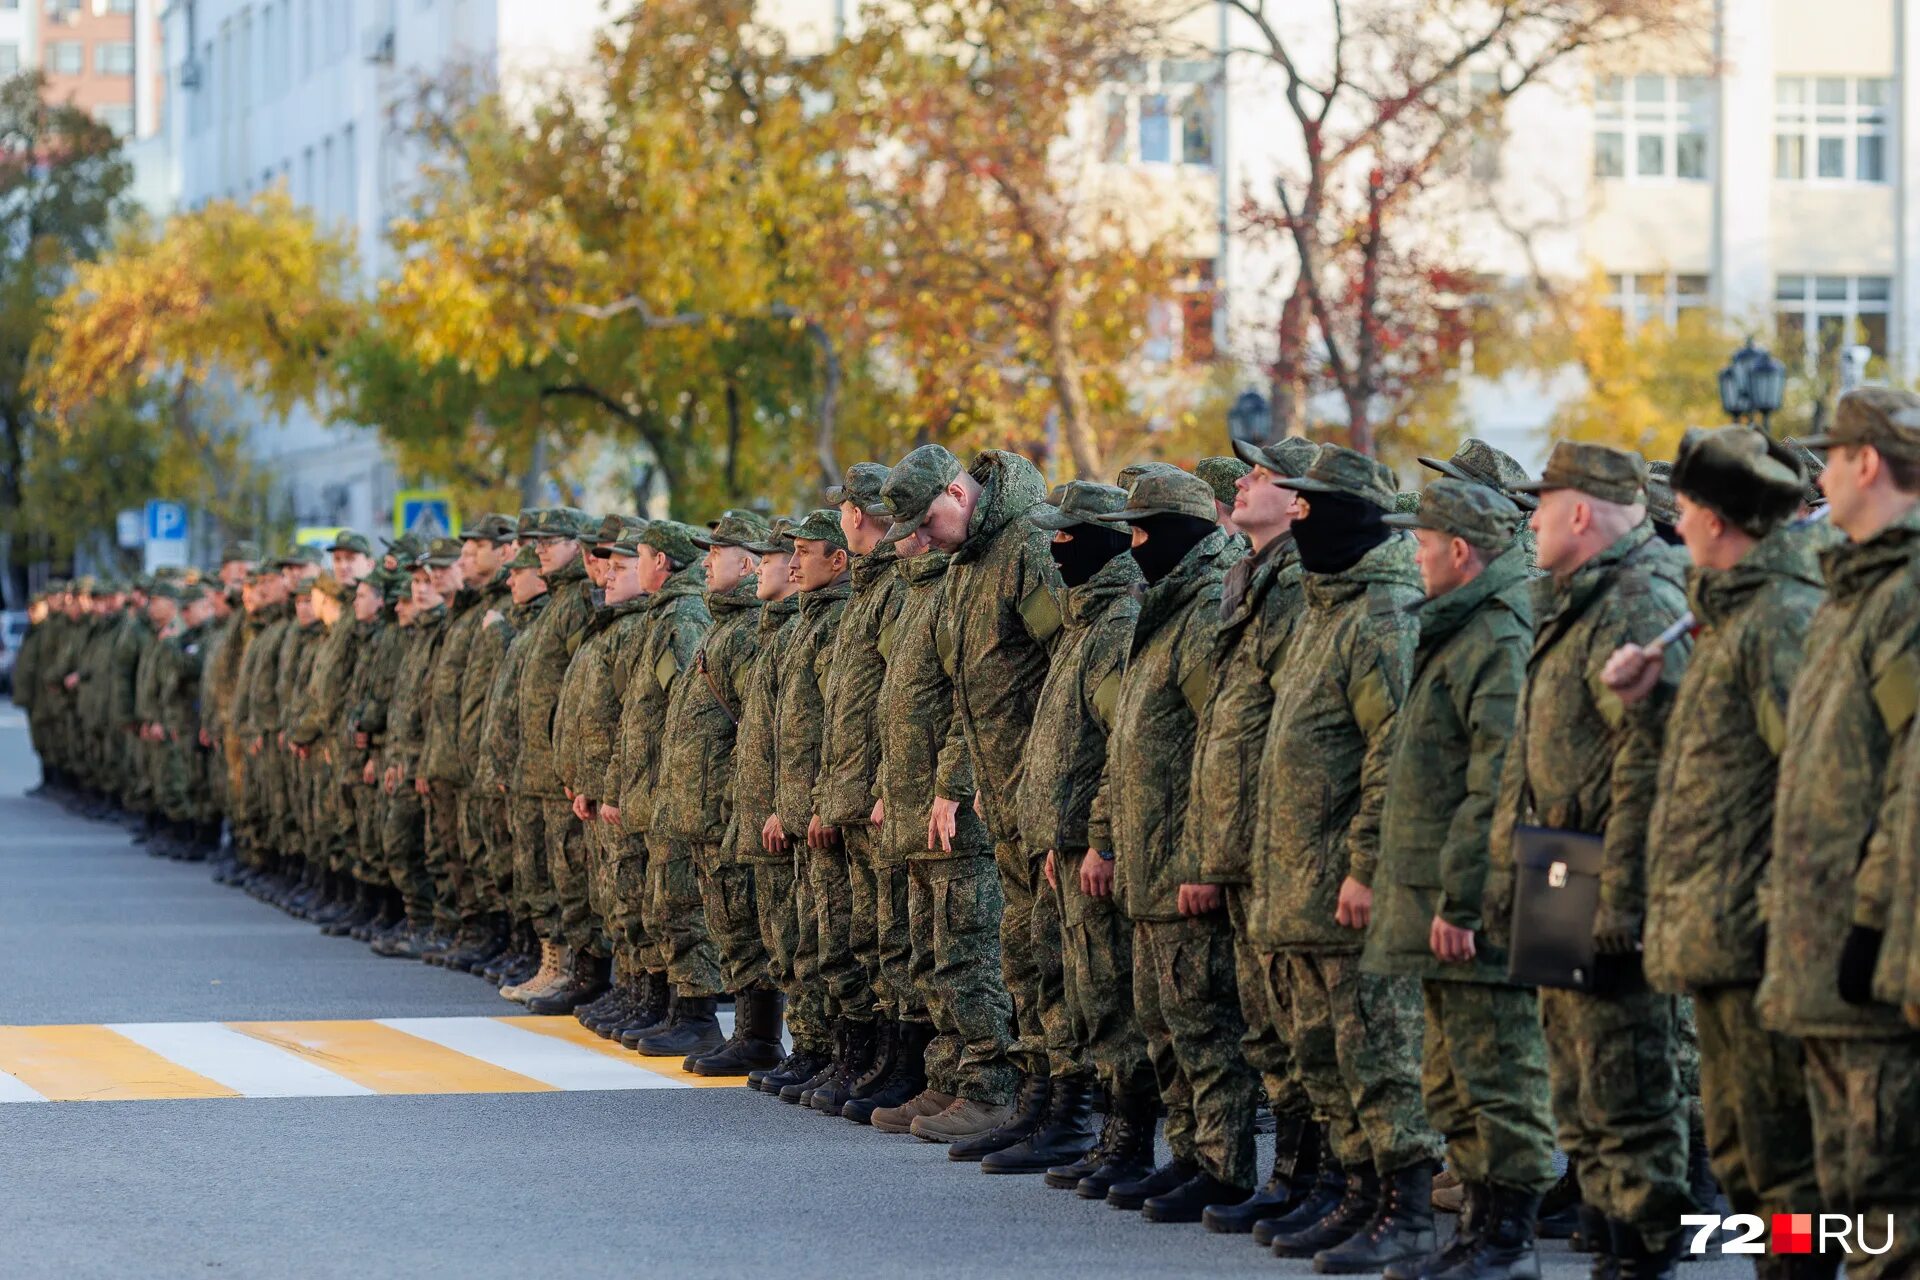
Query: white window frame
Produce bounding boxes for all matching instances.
[1594,73,1712,183]
[94,41,134,76]
[1774,274,1892,369]
[1100,59,1220,169]
[1775,77,1891,185]
[47,40,83,75]
[1603,272,1710,330]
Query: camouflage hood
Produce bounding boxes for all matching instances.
[955,450,1049,565]
[1686,520,1822,628]
[1818,504,1920,602]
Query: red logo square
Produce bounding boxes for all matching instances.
[1772,1213,1813,1254]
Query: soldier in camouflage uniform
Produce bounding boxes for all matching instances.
[1253,447,1442,1271]
[997,480,1143,1183]
[370,557,450,958]
[129,585,175,846]
[1086,471,1262,1224]
[340,566,412,941]
[202,542,259,870]
[268,557,326,907]
[769,509,856,1105]
[1487,441,1694,1276]
[408,536,476,954]
[1418,438,1538,563]
[1196,455,1252,538]
[231,564,295,878]
[1760,390,1920,1280]
[1367,481,1554,1280]
[1594,429,1826,1280]
[878,445,1059,1148]
[288,535,373,926]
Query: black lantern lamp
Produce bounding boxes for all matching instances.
[1227,389,1270,444]
[1718,338,1786,430]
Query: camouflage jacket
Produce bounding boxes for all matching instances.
[477,593,548,794]
[552,593,651,808]
[615,566,712,827]
[1187,534,1304,886]
[273,621,324,740]
[384,607,448,780]
[1759,506,1920,1038]
[1016,552,1139,858]
[774,579,852,834]
[157,620,212,743]
[12,619,43,713]
[814,544,908,828]
[234,605,294,740]
[1364,544,1532,984]
[1093,530,1233,922]
[133,626,170,730]
[1488,524,1690,951]
[876,552,985,865]
[330,618,384,775]
[108,612,152,730]
[1249,534,1422,952]
[344,615,406,756]
[512,560,595,798]
[728,595,801,863]
[552,586,609,798]
[422,575,504,785]
[289,613,356,750]
[75,618,114,732]
[202,609,250,743]
[942,451,1060,839]
[651,579,758,843]
[1644,528,1821,993]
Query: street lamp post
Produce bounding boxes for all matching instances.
[1717,338,1787,432]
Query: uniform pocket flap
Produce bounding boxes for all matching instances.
[1018,584,1063,645]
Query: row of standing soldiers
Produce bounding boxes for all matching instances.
[16,393,1920,1280]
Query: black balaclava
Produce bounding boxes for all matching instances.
[1292,491,1389,575]
[1129,513,1215,586]
[1050,522,1132,589]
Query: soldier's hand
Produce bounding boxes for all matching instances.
[1079,852,1114,899]
[807,815,839,849]
[1043,850,1056,891]
[249,737,262,756]
[1335,876,1373,930]
[571,793,593,822]
[363,760,377,785]
[599,804,620,825]
[927,796,960,853]
[354,732,370,750]
[1177,883,1223,917]
[1430,917,1477,963]
[198,729,212,748]
[762,813,787,853]
[870,797,885,827]
[63,673,79,690]
[972,791,984,820]
[1600,642,1662,706]
[294,744,310,760]
[414,777,429,796]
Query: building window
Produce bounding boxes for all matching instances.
[1605,272,1710,329]
[1144,260,1218,364]
[47,41,83,75]
[1775,275,1891,370]
[1101,60,1218,168]
[92,103,133,136]
[96,42,134,76]
[1594,74,1711,181]
[104,0,136,11]
[1775,77,1890,183]
[44,0,81,17]
[0,44,17,75]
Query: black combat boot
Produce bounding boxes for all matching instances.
[845,1021,899,1099]
[371,915,430,960]
[781,1021,845,1103]
[1255,1155,1348,1246]
[444,917,509,973]
[1077,1092,1157,1200]
[759,1040,833,1096]
[1537,1166,1581,1239]
[691,988,787,1077]
[842,1018,932,1120]
[1047,1107,1117,1190]
[1142,1166,1256,1224]
[1205,1113,1322,1233]
[1270,1163,1380,1259]
[1429,1183,1541,1280]
[321,882,374,936]
[633,994,724,1057]
[574,965,631,1027]
[948,1072,1051,1161]
[614,974,673,1046]
[1386,1179,1489,1280]
[806,1019,877,1113]
[580,975,638,1034]
[980,1074,1099,1173]
[1686,1111,1722,1214]
[1312,1158,1440,1274]
[1107,1159,1200,1213]
[1610,1221,1679,1280]
[527,950,609,1015]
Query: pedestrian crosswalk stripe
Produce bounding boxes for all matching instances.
[0,1017,748,1102]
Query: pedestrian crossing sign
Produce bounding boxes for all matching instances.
[393,490,458,541]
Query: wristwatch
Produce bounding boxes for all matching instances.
[1096,849,1116,862]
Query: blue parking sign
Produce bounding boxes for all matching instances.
[145,500,188,542]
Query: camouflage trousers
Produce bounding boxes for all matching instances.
[808,829,878,1022]
[1692,983,1817,1219]
[583,818,615,957]
[1035,859,1093,1085]
[1229,889,1310,1121]
[753,854,829,1054]
[1420,979,1556,1195]
[318,759,357,876]
[423,781,462,933]
[869,857,919,1021]
[1800,1034,1920,1280]
[1279,949,1441,1176]
[543,798,592,952]
[442,784,488,930]
[380,785,433,924]
[1057,855,1152,1098]
[696,850,769,995]
[1540,984,1690,1250]
[645,835,721,997]
[603,831,655,976]
[508,797,552,935]
[909,854,1017,1106]
[461,789,513,920]
[351,779,384,882]
[994,838,1064,1081]
[1134,914,1261,1187]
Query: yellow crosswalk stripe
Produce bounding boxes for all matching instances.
[499,1017,743,1089]
[0,1024,241,1102]
[229,1020,556,1096]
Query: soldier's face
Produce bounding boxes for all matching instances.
[1232,468,1298,537]
[1818,444,1874,539]
[430,563,464,596]
[920,486,973,552]
[460,540,497,581]
[535,538,580,576]
[790,539,846,590]
[353,584,382,622]
[1413,528,1471,599]
[508,566,547,606]
[331,550,371,585]
[755,552,794,601]
[1529,488,1581,576]
[840,502,883,556]
[220,561,250,588]
[584,552,614,588]
[634,546,673,594]
[183,598,215,628]
[294,594,316,625]
[893,528,933,560]
[409,575,440,610]
[705,545,756,593]
[149,598,178,627]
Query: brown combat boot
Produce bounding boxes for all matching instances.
[910,1096,1015,1144]
[501,940,561,1002]
[872,1089,956,1135]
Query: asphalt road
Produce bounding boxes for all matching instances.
[0,711,1749,1280]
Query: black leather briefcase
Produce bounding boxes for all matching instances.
[1506,824,1604,991]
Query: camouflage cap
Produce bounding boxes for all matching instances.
[514,509,545,539]
[744,516,800,557]
[1090,469,1217,524]
[1644,461,1679,527]
[383,533,426,565]
[1669,426,1807,537]
[1418,438,1538,510]
[1276,444,1399,512]
[506,544,543,572]
[1028,480,1130,531]
[529,506,597,540]
[1195,456,1251,505]
[593,530,645,559]
[1384,478,1522,552]
[459,513,518,544]
[419,536,463,568]
[640,519,704,566]
[309,572,349,602]
[328,530,373,556]
[275,545,327,569]
[592,512,647,546]
[146,580,185,603]
[878,445,964,544]
[218,539,261,565]
[1115,460,1186,490]
[827,462,893,516]
[1514,441,1647,506]
[1782,437,1826,505]
[1394,490,1423,516]
[1232,435,1320,480]
[693,509,772,551]
[790,507,851,551]
[1799,386,1920,458]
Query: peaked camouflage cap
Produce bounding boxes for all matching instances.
[1028,480,1130,531]
[275,545,328,569]
[218,539,261,565]
[694,509,772,551]
[1232,435,1319,480]
[1091,469,1217,524]
[1115,460,1185,490]
[640,519,704,566]
[1384,478,1522,551]
[419,537,463,568]
[744,516,800,556]
[525,506,597,540]
[514,509,545,538]
[827,462,893,516]
[506,543,543,572]
[592,512,647,545]
[382,533,426,566]
[328,530,373,555]
[593,529,646,559]
[1194,457,1251,505]
[1782,437,1826,504]
[1515,441,1647,506]
[460,512,518,544]
[1644,461,1679,526]
[790,507,851,551]
[878,444,963,544]
[1418,437,1538,510]
[1277,444,1399,512]
[1799,385,1920,459]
